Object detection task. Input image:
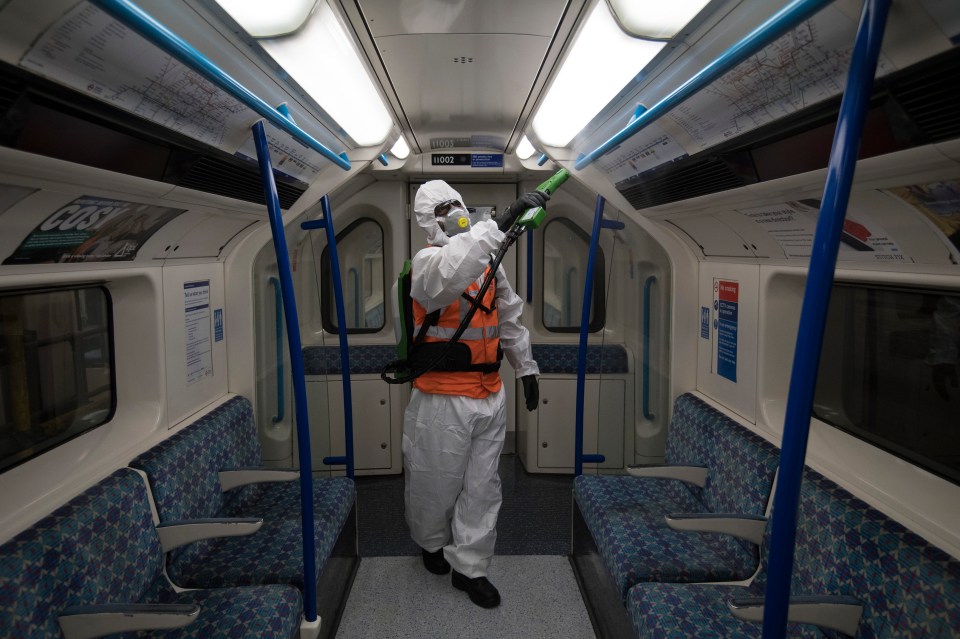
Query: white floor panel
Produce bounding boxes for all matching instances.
[335,555,597,639]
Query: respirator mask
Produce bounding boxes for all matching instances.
[434,199,471,237]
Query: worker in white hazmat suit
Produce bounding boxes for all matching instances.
[403,180,544,608]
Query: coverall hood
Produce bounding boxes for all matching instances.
[414,180,467,246]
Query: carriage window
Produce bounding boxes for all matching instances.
[542,218,605,332]
[0,286,114,473]
[321,218,385,333]
[813,284,960,486]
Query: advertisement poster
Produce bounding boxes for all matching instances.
[884,180,960,260]
[184,281,213,385]
[738,199,907,261]
[4,196,185,264]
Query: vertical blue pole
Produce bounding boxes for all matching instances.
[251,121,318,621]
[762,0,890,636]
[319,196,356,480]
[575,195,608,475]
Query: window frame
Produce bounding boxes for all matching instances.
[0,283,116,474]
[320,217,386,335]
[540,217,606,333]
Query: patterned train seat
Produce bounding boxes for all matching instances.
[627,467,960,638]
[574,393,780,597]
[0,468,301,639]
[129,395,355,589]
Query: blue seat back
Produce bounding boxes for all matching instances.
[0,469,165,639]
[130,396,261,522]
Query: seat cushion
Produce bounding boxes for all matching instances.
[222,476,355,528]
[627,583,824,639]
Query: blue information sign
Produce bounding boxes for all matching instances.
[470,154,503,168]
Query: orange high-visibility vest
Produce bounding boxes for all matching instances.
[412,266,501,398]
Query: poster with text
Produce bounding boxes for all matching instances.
[884,180,960,260]
[4,196,185,264]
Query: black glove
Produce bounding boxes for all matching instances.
[521,375,539,412]
[498,190,550,232]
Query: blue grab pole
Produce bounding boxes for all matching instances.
[575,195,609,475]
[310,197,356,479]
[89,0,351,171]
[575,0,834,170]
[761,0,891,636]
[251,121,318,621]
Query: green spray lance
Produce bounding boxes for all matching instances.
[382,168,570,384]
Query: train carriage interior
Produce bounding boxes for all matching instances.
[0,0,958,637]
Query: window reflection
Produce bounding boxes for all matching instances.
[542,218,604,332]
[322,218,385,333]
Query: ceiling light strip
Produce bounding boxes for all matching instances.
[89,0,351,171]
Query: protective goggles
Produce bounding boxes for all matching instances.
[433,199,464,217]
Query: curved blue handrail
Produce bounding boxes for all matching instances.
[575,0,834,170]
[642,276,656,420]
[761,0,890,636]
[269,277,284,423]
[251,121,318,621]
[303,199,356,479]
[575,195,609,475]
[89,0,351,171]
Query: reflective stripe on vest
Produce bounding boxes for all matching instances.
[412,266,502,398]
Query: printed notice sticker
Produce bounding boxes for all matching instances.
[714,280,739,383]
[184,281,213,385]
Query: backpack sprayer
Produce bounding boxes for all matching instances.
[381,168,570,385]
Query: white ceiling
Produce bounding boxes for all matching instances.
[348,0,574,153]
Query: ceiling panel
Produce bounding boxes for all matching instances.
[358,0,566,37]
[375,33,551,147]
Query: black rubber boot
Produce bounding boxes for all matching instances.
[452,570,501,608]
[421,548,450,575]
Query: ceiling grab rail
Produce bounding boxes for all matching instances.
[574,195,625,476]
[252,121,319,624]
[302,197,356,480]
[574,0,835,170]
[762,0,890,637]
[88,0,352,171]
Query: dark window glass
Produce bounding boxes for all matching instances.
[0,286,114,472]
[321,218,385,334]
[542,218,605,332]
[814,284,960,485]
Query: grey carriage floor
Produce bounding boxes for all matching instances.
[354,454,574,556]
[334,555,596,639]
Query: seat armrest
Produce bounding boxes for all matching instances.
[665,513,767,545]
[626,464,708,487]
[728,595,863,636]
[156,517,263,552]
[59,604,199,639]
[219,468,299,491]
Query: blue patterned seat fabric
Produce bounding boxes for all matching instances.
[0,468,301,639]
[129,395,355,590]
[574,393,779,597]
[303,344,397,375]
[531,343,630,374]
[628,467,960,638]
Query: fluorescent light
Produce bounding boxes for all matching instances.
[607,0,711,39]
[533,2,665,147]
[215,0,317,38]
[259,2,394,146]
[390,136,410,159]
[516,135,536,160]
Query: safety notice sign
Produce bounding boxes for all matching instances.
[714,280,739,383]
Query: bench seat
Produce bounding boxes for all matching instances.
[130,395,355,590]
[574,393,779,597]
[0,468,302,639]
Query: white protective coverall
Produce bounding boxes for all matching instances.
[404,180,539,578]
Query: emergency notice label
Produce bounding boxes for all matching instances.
[714,280,739,383]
